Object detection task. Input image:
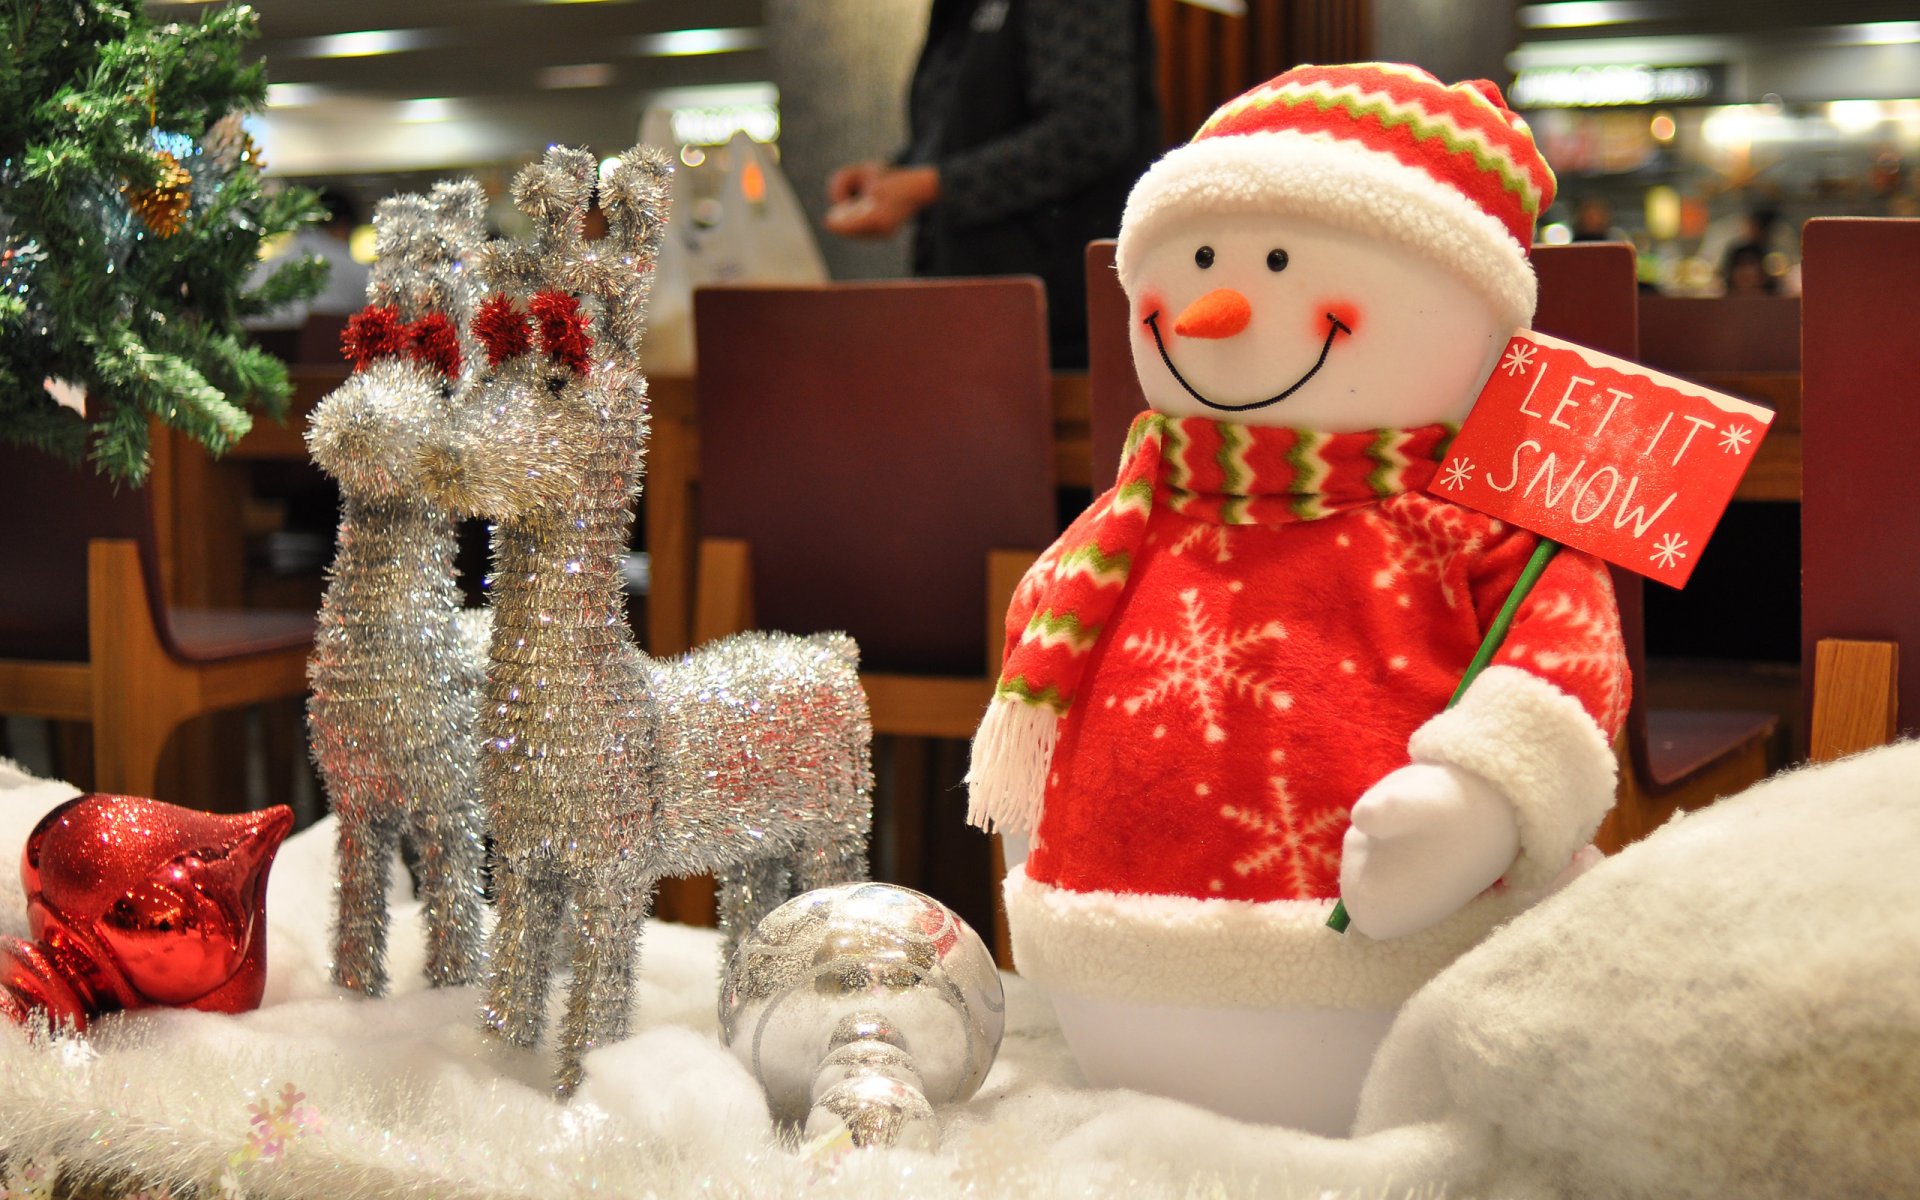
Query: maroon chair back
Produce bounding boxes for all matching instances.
[0,444,156,662]
[695,279,1057,676]
[1800,218,1920,738]
[1639,294,1800,375]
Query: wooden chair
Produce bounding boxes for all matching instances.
[1081,239,1780,851]
[689,278,1058,948]
[1800,218,1918,762]
[0,446,312,801]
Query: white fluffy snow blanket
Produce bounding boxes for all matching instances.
[1,744,1917,1199]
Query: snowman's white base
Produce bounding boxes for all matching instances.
[1049,989,1395,1135]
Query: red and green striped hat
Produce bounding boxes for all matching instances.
[1116,63,1557,332]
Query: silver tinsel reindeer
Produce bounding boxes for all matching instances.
[307,181,492,996]
[419,146,874,1094]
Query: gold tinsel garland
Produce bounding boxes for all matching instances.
[124,150,193,237]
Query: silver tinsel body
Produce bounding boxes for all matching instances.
[424,147,873,1094]
[307,182,491,996]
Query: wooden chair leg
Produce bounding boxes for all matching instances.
[691,538,753,650]
[1810,639,1899,763]
[88,539,195,800]
[984,549,1038,673]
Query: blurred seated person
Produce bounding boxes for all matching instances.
[247,188,373,330]
[1570,196,1622,243]
[1723,244,1778,296]
[825,0,1161,369]
[1720,210,1781,296]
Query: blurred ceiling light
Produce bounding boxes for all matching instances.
[265,83,329,108]
[1518,2,1655,30]
[681,145,707,168]
[1644,185,1680,241]
[599,157,622,182]
[397,98,456,123]
[293,29,435,58]
[1649,111,1676,141]
[1539,223,1573,245]
[634,28,764,58]
[671,103,780,145]
[1828,21,1920,46]
[538,63,615,89]
[348,224,379,265]
[1827,99,1886,134]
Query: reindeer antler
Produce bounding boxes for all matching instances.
[475,146,596,300]
[587,147,673,359]
[356,179,488,373]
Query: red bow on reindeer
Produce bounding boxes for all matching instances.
[473,290,593,374]
[340,305,464,378]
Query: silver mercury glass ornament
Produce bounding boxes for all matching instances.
[719,883,1006,1151]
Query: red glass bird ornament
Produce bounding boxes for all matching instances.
[0,795,293,1030]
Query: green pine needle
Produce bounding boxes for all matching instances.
[1,0,326,483]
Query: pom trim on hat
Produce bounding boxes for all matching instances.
[1115,131,1539,334]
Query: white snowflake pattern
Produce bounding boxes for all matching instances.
[1717,424,1753,455]
[1168,522,1233,564]
[1219,776,1349,896]
[1438,456,1475,491]
[1500,342,1538,376]
[1650,531,1688,570]
[1363,497,1486,609]
[1520,592,1631,734]
[1118,587,1291,743]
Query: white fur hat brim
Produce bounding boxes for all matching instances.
[1115,131,1538,333]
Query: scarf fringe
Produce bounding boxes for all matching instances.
[965,696,1060,833]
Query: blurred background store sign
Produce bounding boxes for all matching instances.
[1512,64,1725,108]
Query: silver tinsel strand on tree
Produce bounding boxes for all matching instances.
[418,146,873,1095]
[307,180,493,997]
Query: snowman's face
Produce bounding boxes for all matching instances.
[1125,212,1513,431]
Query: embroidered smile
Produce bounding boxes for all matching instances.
[1144,309,1353,413]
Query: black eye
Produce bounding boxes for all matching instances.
[1267,248,1289,272]
[1194,246,1215,269]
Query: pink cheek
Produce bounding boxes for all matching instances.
[1136,291,1168,337]
[1317,300,1362,338]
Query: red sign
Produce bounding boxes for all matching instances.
[1434,331,1774,588]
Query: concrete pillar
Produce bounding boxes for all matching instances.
[766,0,932,280]
[1372,0,1517,87]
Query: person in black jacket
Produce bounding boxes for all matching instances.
[825,0,1161,369]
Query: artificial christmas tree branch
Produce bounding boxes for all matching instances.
[0,0,324,483]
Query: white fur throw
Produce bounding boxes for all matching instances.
[1,743,1916,1198]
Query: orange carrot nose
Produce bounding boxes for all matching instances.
[1172,288,1252,339]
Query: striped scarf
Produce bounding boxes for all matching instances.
[967,411,1454,831]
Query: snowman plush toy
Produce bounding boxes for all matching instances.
[967,63,1630,1135]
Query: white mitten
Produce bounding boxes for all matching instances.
[1340,762,1519,940]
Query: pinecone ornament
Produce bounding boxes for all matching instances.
[125,151,193,237]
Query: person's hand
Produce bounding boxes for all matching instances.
[824,164,940,239]
[827,160,885,206]
[1338,762,1519,940]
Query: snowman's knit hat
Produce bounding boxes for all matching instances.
[1116,63,1556,332]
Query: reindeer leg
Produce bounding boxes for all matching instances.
[795,828,871,897]
[482,855,565,1048]
[408,776,488,988]
[554,869,654,1096]
[716,854,793,960]
[332,795,398,997]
